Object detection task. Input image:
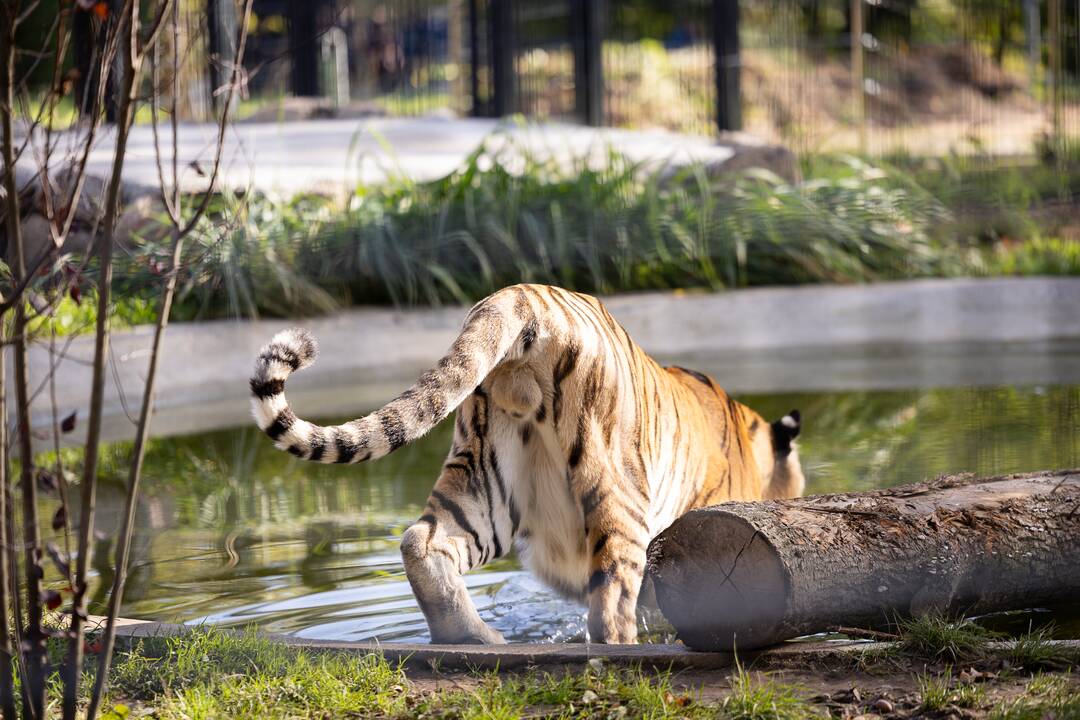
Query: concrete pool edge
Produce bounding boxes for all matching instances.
[31,276,1080,446]
[88,615,1080,671]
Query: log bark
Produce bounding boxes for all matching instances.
[645,470,1080,651]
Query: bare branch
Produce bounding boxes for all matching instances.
[149,45,178,223]
[48,328,76,589]
[0,292,17,720]
[138,0,173,59]
[13,0,42,28]
[2,1,48,714]
[179,0,255,236]
[0,251,57,316]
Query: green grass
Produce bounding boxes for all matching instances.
[720,663,820,720]
[99,629,409,719]
[29,293,159,337]
[895,613,999,664]
[1024,672,1072,698]
[1007,625,1077,671]
[26,623,1076,719]
[892,615,1077,671]
[991,671,1080,720]
[406,660,818,720]
[991,237,1080,277]
[916,668,986,711]
[51,628,822,720]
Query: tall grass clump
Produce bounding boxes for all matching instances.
[105,138,955,320]
[1007,625,1076,670]
[896,613,999,663]
[916,668,986,711]
[720,663,819,720]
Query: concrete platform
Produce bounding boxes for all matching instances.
[20,116,792,197]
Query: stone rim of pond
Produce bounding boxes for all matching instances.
[91,615,1080,671]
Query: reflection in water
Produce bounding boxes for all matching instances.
[64,384,1079,643]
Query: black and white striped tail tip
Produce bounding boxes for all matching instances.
[268,327,319,370]
[250,328,319,401]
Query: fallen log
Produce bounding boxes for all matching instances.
[645,470,1080,651]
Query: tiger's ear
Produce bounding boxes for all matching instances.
[770,409,801,455]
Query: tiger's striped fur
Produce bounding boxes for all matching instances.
[250,284,804,644]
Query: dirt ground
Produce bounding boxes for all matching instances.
[404,650,1079,719]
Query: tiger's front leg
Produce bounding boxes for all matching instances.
[400,459,511,644]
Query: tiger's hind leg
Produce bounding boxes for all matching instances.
[582,475,651,644]
[400,397,514,645]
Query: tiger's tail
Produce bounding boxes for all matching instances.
[249,288,534,464]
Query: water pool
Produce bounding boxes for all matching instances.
[75,380,1079,643]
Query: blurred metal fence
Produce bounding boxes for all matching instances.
[164,0,1080,157]
[739,0,1080,157]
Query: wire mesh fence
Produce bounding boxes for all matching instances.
[148,0,1080,158]
[738,0,1080,158]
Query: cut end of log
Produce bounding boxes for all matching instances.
[647,510,788,651]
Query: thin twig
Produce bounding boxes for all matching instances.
[1,1,48,714]
[48,328,75,589]
[829,626,901,642]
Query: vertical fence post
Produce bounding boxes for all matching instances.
[207,0,238,113]
[106,0,125,122]
[449,0,466,114]
[712,0,741,132]
[850,0,865,152]
[489,0,515,116]
[468,0,484,116]
[572,0,603,126]
[72,8,96,117]
[289,0,321,96]
[1048,0,1063,156]
[1024,0,1041,94]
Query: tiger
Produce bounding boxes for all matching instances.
[250,284,804,644]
